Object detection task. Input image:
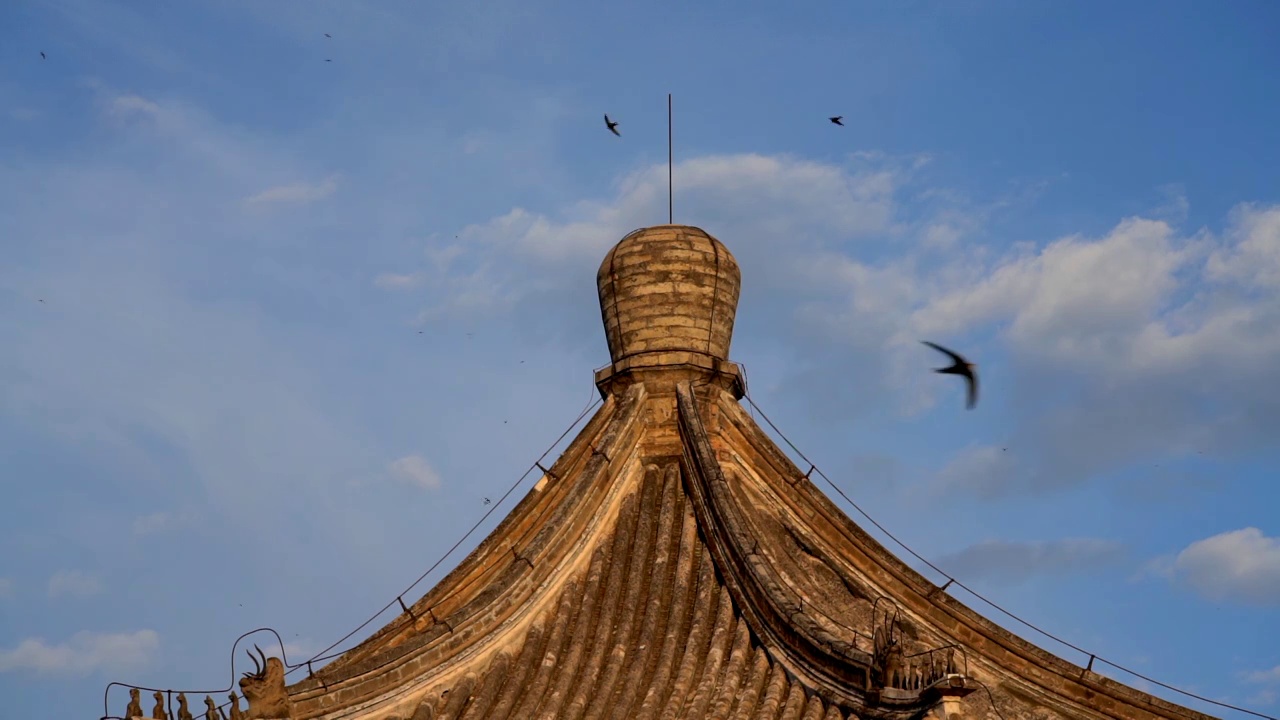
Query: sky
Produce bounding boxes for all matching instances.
[1,1,1279,718]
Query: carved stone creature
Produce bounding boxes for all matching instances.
[125,688,144,719]
[228,692,243,720]
[239,645,293,719]
[204,695,224,720]
[177,692,195,720]
[872,614,906,690]
[152,690,170,720]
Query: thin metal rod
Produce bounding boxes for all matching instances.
[667,93,673,224]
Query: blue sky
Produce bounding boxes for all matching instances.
[2,1,1279,718]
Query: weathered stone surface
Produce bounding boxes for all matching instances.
[597,225,740,366]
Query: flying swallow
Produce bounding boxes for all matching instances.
[829,116,843,126]
[921,340,979,409]
[604,114,620,136]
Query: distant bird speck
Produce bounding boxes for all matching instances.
[37,299,45,303]
[40,52,46,60]
[604,114,620,136]
[922,340,979,409]
[829,116,843,126]
[483,498,491,505]
[325,58,332,62]
[324,33,331,38]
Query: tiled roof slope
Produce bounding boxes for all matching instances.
[280,380,1216,720]
[274,225,1217,720]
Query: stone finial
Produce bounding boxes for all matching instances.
[203,695,223,720]
[176,692,194,720]
[151,691,169,720]
[595,225,744,396]
[227,692,243,720]
[124,687,144,719]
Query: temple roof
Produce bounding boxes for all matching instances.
[268,226,1216,720]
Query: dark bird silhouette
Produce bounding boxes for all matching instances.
[325,58,332,62]
[921,340,979,409]
[324,33,331,38]
[604,114,620,136]
[37,298,44,303]
[829,116,843,126]
[40,52,46,60]
[483,497,491,505]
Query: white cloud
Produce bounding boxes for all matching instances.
[1205,202,1280,289]
[281,638,320,664]
[384,155,1280,497]
[389,454,442,490]
[1244,665,1280,685]
[8,107,41,122]
[108,94,161,118]
[936,538,1126,586]
[131,510,195,536]
[1243,665,1280,708]
[453,151,918,268]
[1157,527,1280,606]
[244,175,339,207]
[132,511,172,536]
[903,203,1280,494]
[932,445,1019,499]
[47,570,103,599]
[374,272,424,289]
[0,630,159,675]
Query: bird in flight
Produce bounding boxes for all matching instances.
[829,116,843,126]
[40,52,46,60]
[921,340,979,409]
[483,498,491,506]
[604,114,620,136]
[324,33,331,38]
[325,58,332,62]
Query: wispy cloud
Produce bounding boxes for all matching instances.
[244,175,340,207]
[7,108,42,122]
[131,510,196,537]
[108,94,161,118]
[389,454,442,490]
[1243,665,1280,708]
[47,570,103,599]
[936,538,1127,586]
[374,272,424,290]
[0,630,159,675]
[1147,527,1280,606]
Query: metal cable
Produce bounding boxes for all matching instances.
[741,392,1277,720]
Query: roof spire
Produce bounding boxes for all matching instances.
[595,225,745,398]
